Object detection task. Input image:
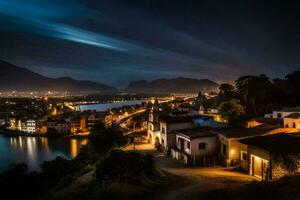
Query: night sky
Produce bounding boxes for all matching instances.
[0,0,299,88]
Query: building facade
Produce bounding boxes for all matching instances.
[171,128,219,166]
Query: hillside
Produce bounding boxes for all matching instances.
[126,77,219,94]
[0,60,117,92]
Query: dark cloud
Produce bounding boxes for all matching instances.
[0,0,299,87]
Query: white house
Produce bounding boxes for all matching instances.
[159,115,195,152]
[171,128,219,165]
[26,119,36,133]
[272,106,300,119]
[283,113,300,129]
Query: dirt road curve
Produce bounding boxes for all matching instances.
[150,151,256,200]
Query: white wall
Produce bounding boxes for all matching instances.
[160,121,194,150]
[191,136,218,156]
[171,149,189,164]
[272,111,300,119]
[175,134,218,157]
[176,135,191,155]
[284,118,300,128]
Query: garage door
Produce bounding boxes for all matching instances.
[251,155,268,180]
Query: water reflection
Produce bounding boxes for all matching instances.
[0,136,88,172]
[70,139,78,158]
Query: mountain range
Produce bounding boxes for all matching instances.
[0,60,219,94]
[125,77,219,94]
[0,60,117,92]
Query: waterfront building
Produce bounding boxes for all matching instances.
[87,111,112,129]
[26,119,36,133]
[55,119,71,134]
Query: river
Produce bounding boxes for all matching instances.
[0,100,145,172]
[0,135,88,172]
[79,100,145,111]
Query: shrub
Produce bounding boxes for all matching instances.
[281,155,300,175]
[218,99,246,124]
[95,150,156,184]
[89,124,127,155]
[41,156,77,186]
[0,164,42,200]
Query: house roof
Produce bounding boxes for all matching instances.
[285,113,300,119]
[159,115,193,124]
[170,110,189,115]
[215,125,277,139]
[239,134,300,155]
[175,128,217,139]
[248,117,283,125]
[56,119,69,124]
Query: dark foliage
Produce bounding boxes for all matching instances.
[208,69,300,120]
[89,123,127,155]
[41,156,78,186]
[218,99,246,125]
[95,150,156,184]
[235,74,279,117]
[0,155,86,200]
[0,164,42,200]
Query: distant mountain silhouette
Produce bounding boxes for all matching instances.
[126,77,219,94]
[0,60,117,92]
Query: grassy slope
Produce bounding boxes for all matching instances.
[43,168,178,200]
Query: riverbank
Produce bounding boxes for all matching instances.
[0,129,90,139]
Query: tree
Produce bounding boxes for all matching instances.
[235,74,277,117]
[95,150,156,184]
[219,99,245,125]
[216,83,235,105]
[89,123,127,155]
[41,156,76,186]
[90,122,107,135]
[219,83,235,93]
[281,155,300,175]
[0,164,42,200]
[274,69,300,106]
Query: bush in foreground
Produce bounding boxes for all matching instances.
[95,150,157,184]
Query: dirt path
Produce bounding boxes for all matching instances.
[129,146,257,200]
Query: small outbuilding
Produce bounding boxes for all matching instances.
[240,134,300,180]
[283,113,300,129]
